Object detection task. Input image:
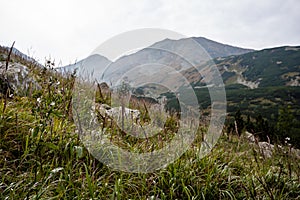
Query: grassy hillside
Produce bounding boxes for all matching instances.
[0,50,300,199]
[1,94,299,199]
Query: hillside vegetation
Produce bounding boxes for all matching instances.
[179,46,300,148]
[0,46,300,199]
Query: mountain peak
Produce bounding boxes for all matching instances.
[149,36,253,59]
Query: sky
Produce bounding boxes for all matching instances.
[1,0,299,66]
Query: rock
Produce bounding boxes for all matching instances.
[106,106,140,121]
[0,62,40,96]
[291,148,300,159]
[242,132,300,159]
[96,104,141,121]
[258,142,274,158]
[96,103,140,123]
[244,131,256,143]
[0,74,14,96]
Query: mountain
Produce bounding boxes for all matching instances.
[60,38,300,122]
[58,54,112,79]
[175,45,300,148]
[0,45,42,96]
[149,37,253,59]
[219,46,300,87]
[0,45,42,67]
[188,37,253,58]
[184,45,300,130]
[187,46,300,88]
[62,37,253,84]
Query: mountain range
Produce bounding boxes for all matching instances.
[1,36,300,146]
[59,37,253,82]
[184,45,300,88]
[60,37,300,89]
[2,37,300,116]
[57,38,300,132]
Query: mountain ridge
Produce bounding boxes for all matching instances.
[60,36,254,81]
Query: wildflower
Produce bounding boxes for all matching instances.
[285,137,291,146]
[50,167,63,173]
[50,102,55,106]
[37,97,41,103]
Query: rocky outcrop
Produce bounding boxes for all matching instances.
[243,131,300,159]
[96,103,141,123]
[244,131,256,143]
[0,62,40,96]
[257,142,274,158]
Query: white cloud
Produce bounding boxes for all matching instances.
[0,0,299,65]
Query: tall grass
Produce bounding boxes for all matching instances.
[0,62,299,199]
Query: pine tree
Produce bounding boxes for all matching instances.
[277,105,294,140]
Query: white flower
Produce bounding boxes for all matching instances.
[37,97,41,103]
[50,167,63,173]
[50,102,55,106]
[285,137,290,141]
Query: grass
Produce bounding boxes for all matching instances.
[0,61,299,199]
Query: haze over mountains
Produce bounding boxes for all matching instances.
[3,35,299,92]
[59,36,300,91]
[59,37,253,82]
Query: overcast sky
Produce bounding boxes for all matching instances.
[1,0,299,66]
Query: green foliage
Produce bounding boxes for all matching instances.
[277,106,294,136]
[240,47,300,87]
[213,46,300,87]
[195,83,300,147]
[225,107,300,148]
[95,82,111,105]
[276,106,300,146]
[164,115,179,133]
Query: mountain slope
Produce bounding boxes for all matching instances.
[58,54,112,79]
[0,45,42,67]
[218,46,300,87]
[181,46,300,147]
[192,37,253,58]
[62,37,253,82]
[100,37,253,84]
[186,46,300,88]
